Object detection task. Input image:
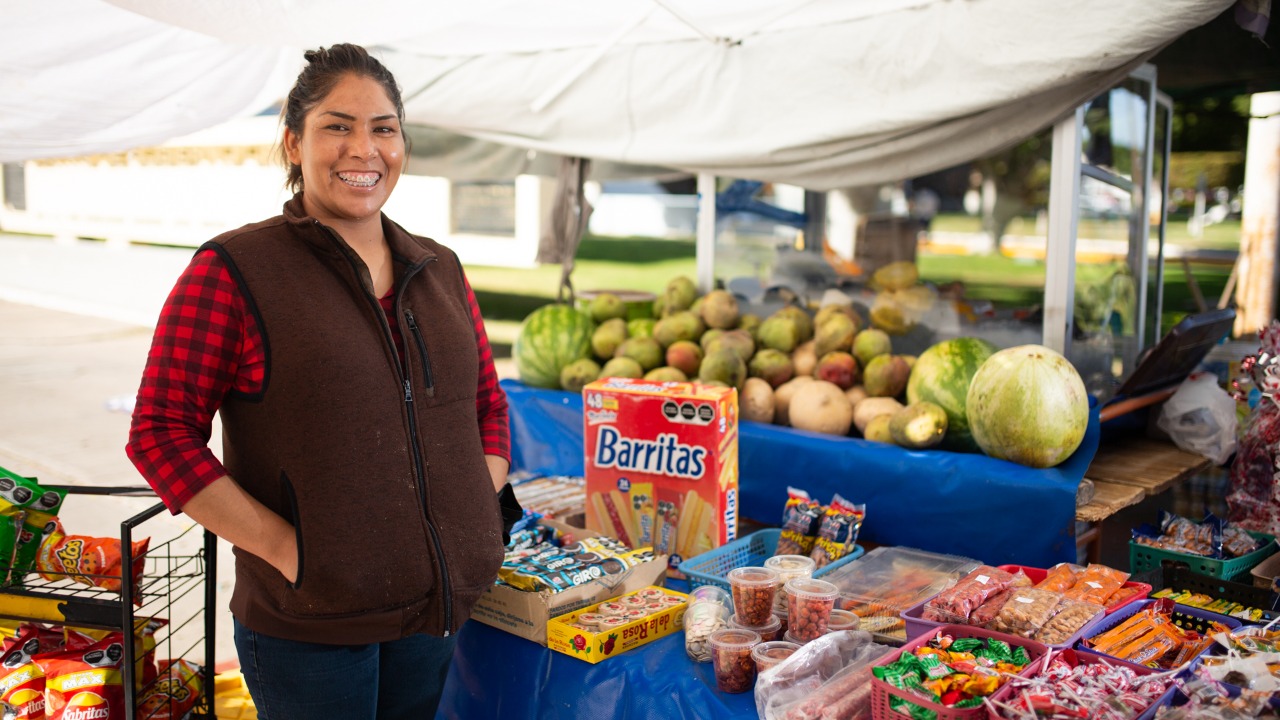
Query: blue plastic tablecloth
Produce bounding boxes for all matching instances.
[505,379,1100,567]
[438,619,757,720]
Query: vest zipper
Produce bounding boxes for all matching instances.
[318,221,453,635]
[403,309,435,393]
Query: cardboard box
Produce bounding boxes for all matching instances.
[583,379,739,578]
[546,586,688,663]
[469,519,669,645]
[1250,549,1280,591]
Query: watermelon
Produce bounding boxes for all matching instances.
[966,344,1089,468]
[513,304,594,389]
[906,337,997,453]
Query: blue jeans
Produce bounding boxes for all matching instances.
[234,618,458,720]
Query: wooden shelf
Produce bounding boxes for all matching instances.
[1083,438,1212,497]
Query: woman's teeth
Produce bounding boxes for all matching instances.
[338,172,379,187]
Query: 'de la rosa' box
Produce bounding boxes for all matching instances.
[547,586,688,663]
[582,378,739,578]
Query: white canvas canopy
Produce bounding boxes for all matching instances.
[2,0,1234,188]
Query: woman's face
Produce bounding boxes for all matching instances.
[284,73,405,229]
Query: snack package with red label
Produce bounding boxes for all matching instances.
[34,521,149,601]
[32,632,127,720]
[0,623,73,719]
[72,617,168,691]
[808,494,865,569]
[137,659,203,720]
[774,488,823,557]
[922,565,1017,622]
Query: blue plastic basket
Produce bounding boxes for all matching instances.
[679,528,864,591]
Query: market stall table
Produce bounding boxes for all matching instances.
[503,379,1100,568]
[438,618,758,720]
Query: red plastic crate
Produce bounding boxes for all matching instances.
[869,624,1048,720]
[997,565,1152,615]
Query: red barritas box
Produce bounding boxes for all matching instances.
[583,378,739,578]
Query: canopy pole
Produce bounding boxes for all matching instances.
[1235,91,1280,337]
[1043,107,1084,355]
[696,173,717,293]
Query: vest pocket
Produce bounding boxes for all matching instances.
[274,469,437,617]
[280,474,304,590]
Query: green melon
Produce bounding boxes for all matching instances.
[966,344,1089,468]
[906,337,997,452]
[513,304,594,389]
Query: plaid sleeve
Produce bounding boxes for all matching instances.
[464,271,511,464]
[126,249,255,513]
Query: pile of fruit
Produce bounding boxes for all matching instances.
[513,263,1090,468]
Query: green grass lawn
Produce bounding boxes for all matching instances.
[471,232,1235,357]
[931,213,1242,250]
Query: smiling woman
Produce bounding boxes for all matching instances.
[125,43,520,720]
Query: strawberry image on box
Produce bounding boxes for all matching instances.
[583,378,739,578]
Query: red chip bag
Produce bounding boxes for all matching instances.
[32,633,127,720]
[0,623,68,719]
[35,521,149,603]
[137,659,203,720]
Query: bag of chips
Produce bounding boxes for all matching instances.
[35,520,149,602]
[808,494,865,569]
[774,488,823,557]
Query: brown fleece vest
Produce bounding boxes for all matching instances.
[206,195,503,644]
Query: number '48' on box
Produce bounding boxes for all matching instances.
[583,378,739,578]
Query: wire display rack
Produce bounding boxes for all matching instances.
[0,486,216,720]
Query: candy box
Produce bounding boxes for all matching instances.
[547,586,689,664]
[470,518,669,645]
[582,379,739,579]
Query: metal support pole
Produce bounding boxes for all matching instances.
[1044,108,1085,355]
[696,173,717,293]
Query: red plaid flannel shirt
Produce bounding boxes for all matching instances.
[127,250,509,513]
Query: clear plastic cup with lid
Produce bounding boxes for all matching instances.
[783,629,808,646]
[689,584,733,612]
[727,567,780,627]
[708,627,762,693]
[785,577,840,643]
[728,612,782,642]
[827,608,860,632]
[764,554,816,585]
[751,640,802,674]
[684,602,731,663]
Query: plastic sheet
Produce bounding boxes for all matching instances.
[504,380,1099,567]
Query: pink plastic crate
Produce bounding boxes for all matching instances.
[868,624,1048,720]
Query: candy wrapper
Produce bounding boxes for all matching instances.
[1228,322,1280,537]
[808,495,865,569]
[989,649,1175,719]
[775,488,823,557]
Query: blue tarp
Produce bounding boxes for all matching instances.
[505,379,1100,567]
[439,620,756,720]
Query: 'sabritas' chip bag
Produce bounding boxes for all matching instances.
[32,633,126,720]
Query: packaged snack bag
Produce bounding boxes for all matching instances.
[808,494,865,569]
[136,659,203,720]
[1228,323,1280,536]
[35,521,149,600]
[774,488,823,557]
[0,477,38,584]
[1061,564,1129,605]
[1034,563,1082,593]
[32,633,127,720]
[9,481,66,587]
